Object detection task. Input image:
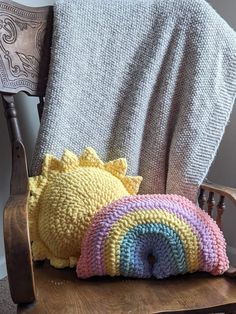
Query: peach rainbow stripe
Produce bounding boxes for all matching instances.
[77,194,229,279]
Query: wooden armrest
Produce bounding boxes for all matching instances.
[201,181,236,206]
[4,194,35,304]
[3,140,35,304]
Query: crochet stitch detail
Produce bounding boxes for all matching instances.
[77,194,229,279]
[28,148,142,268]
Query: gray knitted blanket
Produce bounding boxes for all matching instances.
[32,0,236,202]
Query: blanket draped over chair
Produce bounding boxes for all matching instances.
[31,0,236,202]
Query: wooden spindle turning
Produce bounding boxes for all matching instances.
[2,94,28,195]
[216,195,226,229]
[2,94,22,143]
[207,191,215,217]
[37,96,45,121]
[198,188,207,209]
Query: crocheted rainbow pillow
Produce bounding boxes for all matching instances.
[28,148,142,269]
[77,194,229,279]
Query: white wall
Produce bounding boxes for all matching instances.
[0,0,236,279]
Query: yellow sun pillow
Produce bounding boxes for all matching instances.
[29,147,142,268]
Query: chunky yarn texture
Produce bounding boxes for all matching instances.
[77,195,229,279]
[32,0,236,202]
[29,148,142,268]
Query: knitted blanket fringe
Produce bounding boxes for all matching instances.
[32,0,236,202]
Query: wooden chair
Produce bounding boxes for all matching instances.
[1,0,236,313]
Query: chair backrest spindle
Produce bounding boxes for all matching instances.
[216,195,226,229]
[198,188,207,209]
[2,93,22,142]
[207,191,215,217]
[37,96,45,120]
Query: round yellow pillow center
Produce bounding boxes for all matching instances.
[29,148,142,268]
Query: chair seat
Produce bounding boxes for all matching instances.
[18,262,236,314]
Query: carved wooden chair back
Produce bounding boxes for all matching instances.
[0,0,52,96]
[1,1,236,313]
